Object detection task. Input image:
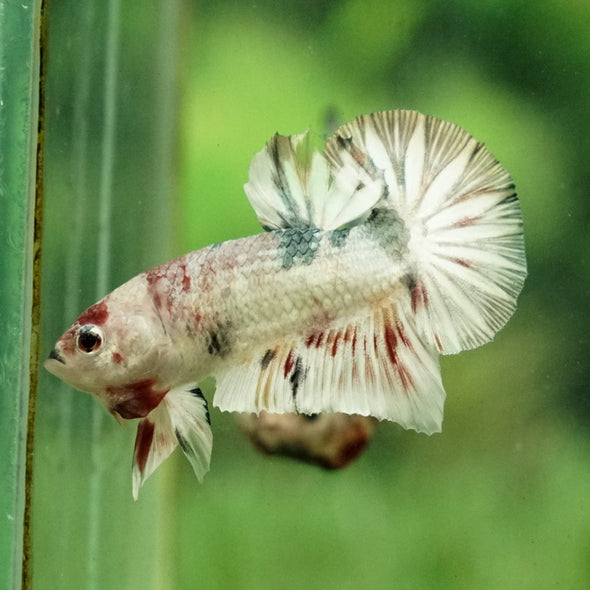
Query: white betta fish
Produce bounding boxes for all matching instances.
[45,110,526,499]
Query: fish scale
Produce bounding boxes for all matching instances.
[171,221,407,366]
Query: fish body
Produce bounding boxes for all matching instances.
[45,110,526,498]
[49,212,415,421]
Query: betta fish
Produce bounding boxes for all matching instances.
[45,110,526,499]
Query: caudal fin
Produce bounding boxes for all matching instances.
[325,110,526,354]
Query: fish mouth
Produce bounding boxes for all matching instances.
[48,348,65,364]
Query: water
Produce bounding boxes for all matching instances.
[32,1,590,588]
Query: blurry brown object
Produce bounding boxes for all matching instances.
[239,412,378,470]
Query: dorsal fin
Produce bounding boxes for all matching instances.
[213,299,445,435]
[244,130,385,231]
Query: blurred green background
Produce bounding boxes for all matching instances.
[34,0,590,588]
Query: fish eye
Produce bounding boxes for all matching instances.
[75,325,104,354]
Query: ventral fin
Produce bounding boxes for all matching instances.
[244,130,384,231]
[213,301,445,435]
[132,385,212,500]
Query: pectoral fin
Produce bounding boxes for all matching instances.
[132,386,212,500]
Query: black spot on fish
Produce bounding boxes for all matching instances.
[260,349,276,370]
[366,208,384,224]
[175,428,190,454]
[207,327,231,357]
[328,227,350,248]
[190,387,211,424]
[208,332,221,355]
[290,355,306,401]
[401,273,417,292]
[336,134,351,150]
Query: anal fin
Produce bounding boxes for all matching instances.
[214,302,445,435]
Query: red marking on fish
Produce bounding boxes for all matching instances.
[343,327,352,343]
[383,324,397,365]
[411,282,429,313]
[434,334,443,351]
[108,378,168,419]
[134,418,155,476]
[145,260,193,312]
[60,327,77,355]
[396,321,413,351]
[284,350,295,378]
[77,300,109,326]
[182,269,191,292]
[198,258,217,294]
[384,321,414,390]
[454,258,471,268]
[455,216,480,227]
[305,331,325,349]
[145,267,165,309]
[331,331,342,357]
[315,332,325,348]
[145,267,161,286]
[112,352,124,364]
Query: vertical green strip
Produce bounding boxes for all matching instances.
[33,0,180,587]
[153,1,180,586]
[86,1,120,587]
[0,1,42,589]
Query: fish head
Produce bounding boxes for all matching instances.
[45,282,175,419]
